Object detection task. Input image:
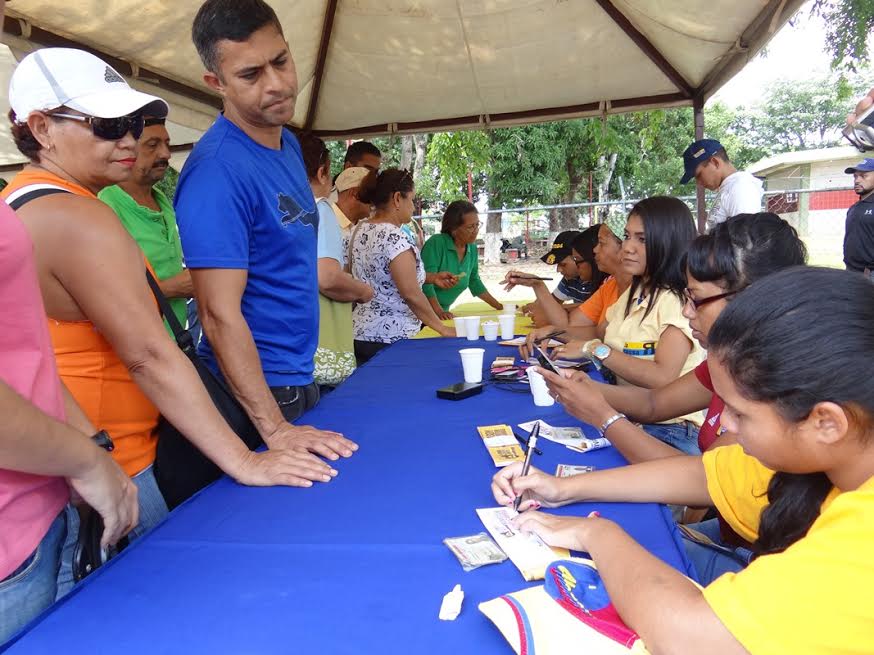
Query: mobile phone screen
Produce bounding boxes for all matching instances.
[535,346,561,375]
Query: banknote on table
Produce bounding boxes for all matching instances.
[555,464,595,477]
[476,507,570,581]
[444,532,508,571]
[477,424,525,467]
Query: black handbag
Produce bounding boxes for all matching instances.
[145,272,262,509]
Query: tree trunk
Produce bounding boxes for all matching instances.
[484,180,502,265]
[596,153,618,221]
[400,135,414,171]
[413,134,428,178]
[485,212,502,264]
[548,208,560,245]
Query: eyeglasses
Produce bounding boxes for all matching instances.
[683,288,738,310]
[49,112,145,141]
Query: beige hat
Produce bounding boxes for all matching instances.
[334,166,371,193]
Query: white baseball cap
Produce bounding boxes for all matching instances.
[334,166,371,193]
[9,48,169,122]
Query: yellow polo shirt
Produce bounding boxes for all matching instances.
[702,444,870,654]
[604,286,704,424]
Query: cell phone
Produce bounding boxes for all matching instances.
[534,345,561,375]
[843,104,874,152]
[436,382,484,400]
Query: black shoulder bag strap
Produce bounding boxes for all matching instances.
[144,270,195,355]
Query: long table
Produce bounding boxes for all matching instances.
[4,339,694,654]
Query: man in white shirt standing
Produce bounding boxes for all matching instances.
[680,139,763,232]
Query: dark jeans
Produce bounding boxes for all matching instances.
[270,382,320,423]
[353,340,390,366]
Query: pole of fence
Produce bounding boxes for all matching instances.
[693,95,706,234]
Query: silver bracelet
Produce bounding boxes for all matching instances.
[599,413,627,436]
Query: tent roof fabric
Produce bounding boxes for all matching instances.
[2,0,805,138]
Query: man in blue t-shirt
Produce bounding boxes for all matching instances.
[175,0,357,479]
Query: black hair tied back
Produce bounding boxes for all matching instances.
[708,267,874,557]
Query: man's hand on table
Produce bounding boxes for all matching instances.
[233,448,338,488]
[266,422,358,461]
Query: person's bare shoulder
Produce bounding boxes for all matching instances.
[25,193,141,259]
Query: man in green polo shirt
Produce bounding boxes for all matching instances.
[99,117,192,335]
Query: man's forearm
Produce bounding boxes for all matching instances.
[200,309,284,438]
[320,271,369,303]
[0,379,98,478]
[157,269,194,299]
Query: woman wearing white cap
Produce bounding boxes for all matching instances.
[2,49,341,541]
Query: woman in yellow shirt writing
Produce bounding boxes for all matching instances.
[492,266,874,654]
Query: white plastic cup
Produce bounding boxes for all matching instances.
[482,321,499,341]
[498,314,515,340]
[459,348,485,383]
[528,368,555,406]
[464,316,481,341]
[501,303,517,315]
[453,316,468,338]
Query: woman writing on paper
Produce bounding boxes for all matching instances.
[493,267,874,654]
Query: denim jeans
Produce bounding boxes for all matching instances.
[55,465,169,599]
[271,383,320,423]
[682,518,753,585]
[641,421,701,455]
[186,298,202,347]
[0,505,77,645]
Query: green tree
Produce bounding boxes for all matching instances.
[736,71,869,155]
[812,0,874,70]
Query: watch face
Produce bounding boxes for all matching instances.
[594,345,611,359]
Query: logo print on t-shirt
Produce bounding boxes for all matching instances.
[277,193,317,229]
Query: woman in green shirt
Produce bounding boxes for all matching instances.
[421,201,504,319]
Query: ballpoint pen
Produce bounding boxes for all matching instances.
[513,421,541,512]
[513,431,543,456]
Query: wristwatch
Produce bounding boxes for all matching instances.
[90,430,114,452]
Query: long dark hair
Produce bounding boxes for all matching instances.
[571,225,607,291]
[357,168,414,208]
[441,200,478,235]
[624,196,697,320]
[708,266,874,557]
[684,213,807,291]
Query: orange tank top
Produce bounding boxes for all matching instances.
[2,170,159,476]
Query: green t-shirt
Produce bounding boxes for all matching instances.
[98,185,188,335]
[420,233,487,310]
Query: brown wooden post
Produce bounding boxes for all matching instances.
[693,95,706,234]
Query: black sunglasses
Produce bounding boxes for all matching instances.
[684,288,738,310]
[50,112,145,141]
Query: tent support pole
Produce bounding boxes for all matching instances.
[693,94,707,234]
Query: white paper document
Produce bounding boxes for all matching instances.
[518,421,611,452]
[476,507,569,581]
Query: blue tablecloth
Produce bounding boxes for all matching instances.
[5,339,694,654]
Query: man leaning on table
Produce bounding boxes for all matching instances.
[174,0,357,470]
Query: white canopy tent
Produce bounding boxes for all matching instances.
[1,0,807,226]
[2,0,805,137]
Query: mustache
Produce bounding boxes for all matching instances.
[152,159,170,169]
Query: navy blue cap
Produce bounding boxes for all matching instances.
[680,139,724,184]
[845,158,874,174]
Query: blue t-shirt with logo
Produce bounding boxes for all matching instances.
[175,114,319,387]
